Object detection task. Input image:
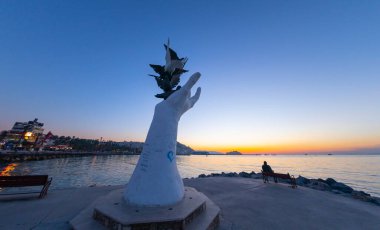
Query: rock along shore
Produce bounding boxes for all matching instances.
[195,171,380,206]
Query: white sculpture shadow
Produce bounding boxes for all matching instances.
[124,73,201,206]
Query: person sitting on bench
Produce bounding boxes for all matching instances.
[262,161,277,183]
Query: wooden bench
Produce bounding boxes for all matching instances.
[262,171,297,188]
[0,175,52,198]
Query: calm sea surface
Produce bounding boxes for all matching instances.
[1,155,379,197]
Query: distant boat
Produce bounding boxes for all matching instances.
[328,153,333,155]
[226,151,242,155]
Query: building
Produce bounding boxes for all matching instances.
[5,118,44,150]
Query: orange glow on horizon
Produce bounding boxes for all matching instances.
[191,141,380,154]
[44,131,380,154]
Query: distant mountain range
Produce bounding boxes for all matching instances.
[117,141,194,155]
[192,151,224,155]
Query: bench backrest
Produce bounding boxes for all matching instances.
[273,173,291,179]
[263,172,291,179]
[0,175,48,187]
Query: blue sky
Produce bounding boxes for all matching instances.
[1,1,379,153]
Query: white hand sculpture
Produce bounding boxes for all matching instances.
[124,72,201,206]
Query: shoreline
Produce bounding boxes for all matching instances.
[1,154,378,204]
[1,151,379,163]
[0,151,194,162]
[1,156,379,205]
[2,169,377,206]
[0,151,139,162]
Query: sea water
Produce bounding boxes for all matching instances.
[1,155,379,197]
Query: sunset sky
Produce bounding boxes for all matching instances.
[1,1,379,154]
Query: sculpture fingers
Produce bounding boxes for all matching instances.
[189,87,201,108]
[183,72,201,91]
[166,72,201,111]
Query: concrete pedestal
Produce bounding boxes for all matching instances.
[70,187,220,230]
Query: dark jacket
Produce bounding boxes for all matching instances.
[262,164,273,173]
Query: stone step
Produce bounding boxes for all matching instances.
[72,200,220,230]
[70,197,105,230]
[186,198,220,230]
[70,187,220,230]
[71,218,105,230]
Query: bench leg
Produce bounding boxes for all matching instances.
[291,177,297,189]
[39,178,52,198]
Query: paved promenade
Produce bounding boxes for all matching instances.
[0,177,379,229]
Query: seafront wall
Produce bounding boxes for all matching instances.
[0,151,138,162]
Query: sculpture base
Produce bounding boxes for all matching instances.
[70,187,220,230]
